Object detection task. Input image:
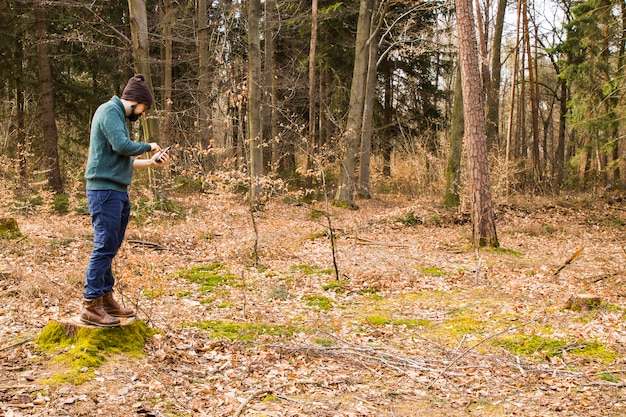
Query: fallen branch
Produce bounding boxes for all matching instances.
[0,337,33,352]
[126,239,170,251]
[233,381,318,417]
[553,247,584,277]
[427,324,523,389]
[0,385,35,391]
[346,236,410,248]
[0,235,29,252]
[233,385,286,417]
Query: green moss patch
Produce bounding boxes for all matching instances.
[366,316,431,329]
[178,262,237,291]
[496,334,567,358]
[419,267,446,277]
[323,280,349,293]
[290,264,334,275]
[36,320,156,385]
[184,319,295,341]
[495,334,617,364]
[395,211,422,226]
[304,295,337,311]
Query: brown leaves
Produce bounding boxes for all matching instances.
[2,193,626,416]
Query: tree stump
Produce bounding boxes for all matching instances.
[58,316,137,336]
[36,318,155,384]
[0,218,21,239]
[564,293,602,312]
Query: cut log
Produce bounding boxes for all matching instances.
[58,316,137,336]
[564,293,602,312]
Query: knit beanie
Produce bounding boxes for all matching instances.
[121,74,153,109]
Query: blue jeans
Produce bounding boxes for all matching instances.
[84,190,130,299]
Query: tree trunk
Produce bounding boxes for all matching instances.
[554,79,567,187]
[264,0,276,172]
[358,1,380,199]
[15,37,28,189]
[197,0,214,170]
[335,0,374,207]
[382,57,393,177]
[34,1,63,193]
[455,0,499,247]
[486,0,507,149]
[306,0,319,173]
[162,0,174,148]
[247,0,263,205]
[474,0,491,99]
[127,0,160,143]
[443,65,464,207]
[522,0,540,185]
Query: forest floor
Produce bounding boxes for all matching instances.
[2,188,626,417]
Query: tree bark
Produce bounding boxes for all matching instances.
[127,0,160,143]
[15,36,28,188]
[358,1,380,199]
[162,0,174,148]
[486,0,507,149]
[264,0,276,172]
[382,57,393,177]
[34,1,63,193]
[455,0,499,247]
[335,0,374,207]
[197,0,214,170]
[306,0,319,173]
[247,0,263,205]
[443,65,464,207]
[522,0,541,185]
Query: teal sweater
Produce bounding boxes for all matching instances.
[85,96,152,192]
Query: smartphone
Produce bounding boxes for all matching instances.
[156,145,172,163]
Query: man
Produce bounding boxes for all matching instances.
[81,74,169,327]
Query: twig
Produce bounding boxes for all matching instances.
[0,385,35,391]
[346,236,409,248]
[427,324,523,389]
[233,385,286,417]
[320,169,340,281]
[0,337,33,352]
[474,249,482,284]
[233,381,318,417]
[553,247,584,277]
[126,239,170,251]
[249,201,260,268]
[241,270,247,320]
[0,235,28,252]
[589,272,620,283]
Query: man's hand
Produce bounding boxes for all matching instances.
[150,149,170,166]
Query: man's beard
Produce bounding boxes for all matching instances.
[127,105,141,122]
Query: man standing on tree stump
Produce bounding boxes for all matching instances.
[81,74,169,327]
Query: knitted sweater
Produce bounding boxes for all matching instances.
[85,96,152,192]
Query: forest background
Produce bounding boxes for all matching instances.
[3,0,626,416]
[3,0,624,213]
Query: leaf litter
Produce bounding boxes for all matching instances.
[1,192,626,416]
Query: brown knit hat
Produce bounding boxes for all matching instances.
[121,74,153,109]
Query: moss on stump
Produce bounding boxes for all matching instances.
[0,218,21,239]
[564,293,602,312]
[36,319,157,385]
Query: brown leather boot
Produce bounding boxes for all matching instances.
[80,297,121,327]
[102,292,135,318]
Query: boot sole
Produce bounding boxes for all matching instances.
[108,314,136,318]
[80,318,121,327]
